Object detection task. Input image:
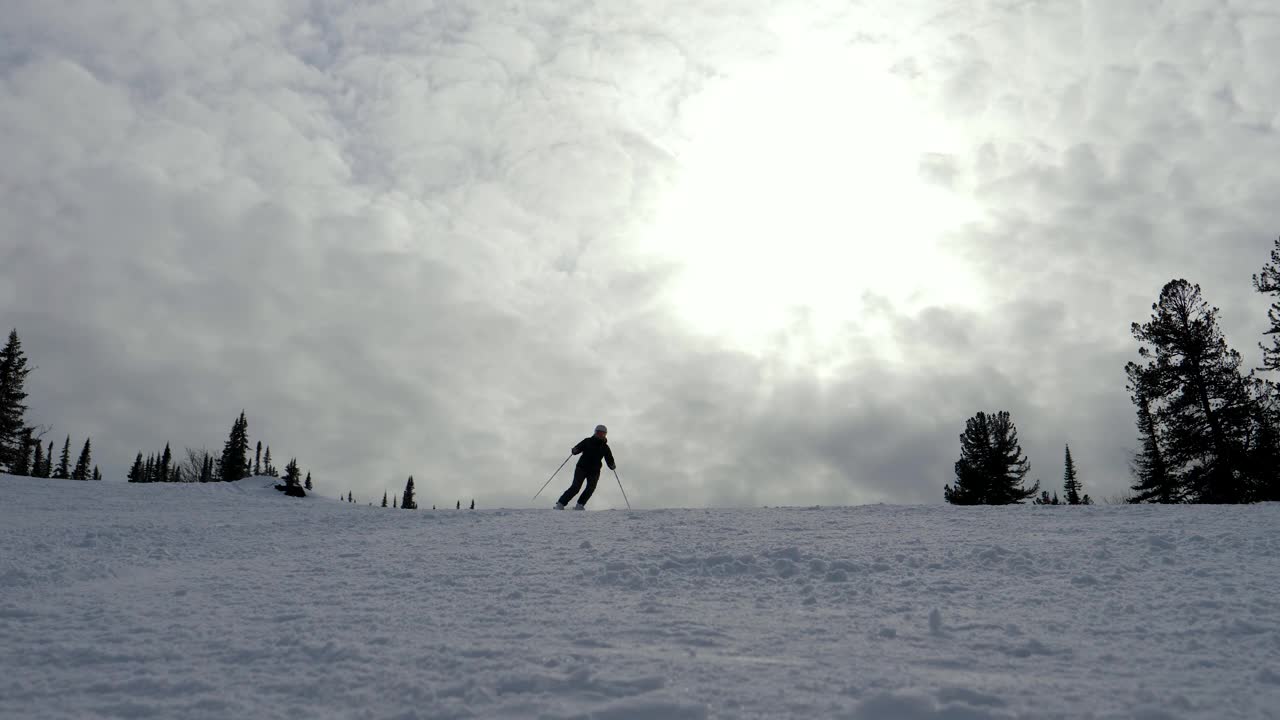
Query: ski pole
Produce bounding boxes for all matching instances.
[533,455,572,501]
[612,467,631,510]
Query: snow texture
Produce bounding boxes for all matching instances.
[2,475,1279,718]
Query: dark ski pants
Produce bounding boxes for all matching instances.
[558,464,601,507]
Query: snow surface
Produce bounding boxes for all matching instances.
[2,475,1279,719]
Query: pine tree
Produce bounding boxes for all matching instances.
[127,452,143,482]
[1245,386,1280,501]
[1062,445,1082,505]
[347,491,353,503]
[200,456,214,483]
[32,441,45,480]
[283,458,301,486]
[456,500,460,510]
[262,446,277,477]
[470,499,475,510]
[402,476,417,510]
[254,441,263,476]
[393,495,398,509]
[55,435,71,479]
[1253,237,1280,372]
[93,466,102,481]
[11,428,33,476]
[218,412,250,482]
[304,472,312,491]
[0,330,33,474]
[944,411,1038,504]
[71,438,92,481]
[157,443,172,484]
[1128,280,1256,503]
[382,491,388,508]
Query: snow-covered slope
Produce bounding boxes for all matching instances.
[2,475,1278,719]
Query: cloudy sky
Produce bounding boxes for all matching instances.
[3,1,1279,508]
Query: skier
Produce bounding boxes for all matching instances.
[555,425,616,510]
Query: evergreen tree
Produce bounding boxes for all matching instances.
[402,476,417,510]
[32,441,45,480]
[157,443,172,484]
[382,491,388,508]
[1034,490,1060,506]
[283,458,302,487]
[71,438,92,481]
[304,472,312,491]
[11,428,33,476]
[1244,386,1280,501]
[42,441,54,478]
[55,435,71,479]
[218,412,250,482]
[262,446,277,477]
[171,465,181,483]
[470,499,475,510]
[127,452,143,482]
[347,491,353,503]
[0,330,33,474]
[1253,237,1280,372]
[1127,280,1256,503]
[1062,445,1082,505]
[254,441,263,476]
[93,466,102,481]
[393,495,398,509]
[200,456,214,483]
[944,411,1038,504]
[456,500,460,510]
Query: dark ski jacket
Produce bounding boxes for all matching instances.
[572,436,615,471]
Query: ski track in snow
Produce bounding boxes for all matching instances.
[2,476,1279,719]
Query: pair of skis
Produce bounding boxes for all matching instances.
[533,455,630,510]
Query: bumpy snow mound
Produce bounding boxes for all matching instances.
[2,475,1279,718]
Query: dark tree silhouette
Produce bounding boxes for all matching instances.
[219,412,250,482]
[1127,280,1256,503]
[304,472,312,491]
[11,428,34,476]
[1062,445,1082,505]
[382,491,388,508]
[283,458,301,487]
[1253,237,1280,372]
[0,330,32,474]
[55,435,71,479]
[944,411,1038,504]
[402,476,418,510]
[156,443,172,484]
[71,438,92,481]
[31,440,45,479]
[127,452,144,482]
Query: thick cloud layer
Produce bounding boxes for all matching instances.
[3,1,1278,506]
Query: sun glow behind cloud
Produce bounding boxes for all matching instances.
[646,31,981,362]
